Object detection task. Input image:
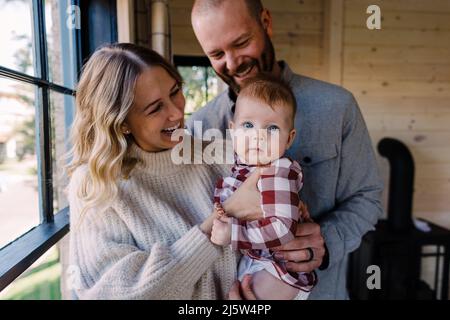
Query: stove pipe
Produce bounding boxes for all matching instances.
[378,138,415,232]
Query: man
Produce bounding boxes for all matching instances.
[187,0,383,299]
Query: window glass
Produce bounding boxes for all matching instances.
[0,245,62,299]
[0,77,39,250]
[178,66,226,116]
[50,90,74,213]
[45,0,79,89]
[0,0,35,76]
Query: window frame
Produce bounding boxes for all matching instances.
[0,0,80,292]
[173,55,212,68]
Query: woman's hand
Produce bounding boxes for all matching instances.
[228,275,257,300]
[222,169,263,221]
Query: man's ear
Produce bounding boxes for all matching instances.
[260,8,273,38]
[286,129,297,150]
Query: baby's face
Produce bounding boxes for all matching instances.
[230,96,296,166]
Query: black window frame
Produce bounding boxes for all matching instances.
[173,55,212,68]
[0,0,81,292]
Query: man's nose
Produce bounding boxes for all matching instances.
[225,52,238,75]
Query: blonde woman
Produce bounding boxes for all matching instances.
[67,43,263,299]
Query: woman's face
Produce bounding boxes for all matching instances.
[124,66,185,152]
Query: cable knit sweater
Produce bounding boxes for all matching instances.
[68,142,239,300]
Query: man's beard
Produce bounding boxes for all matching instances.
[216,32,276,94]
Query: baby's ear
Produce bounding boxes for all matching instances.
[286,129,297,149]
[229,121,235,130]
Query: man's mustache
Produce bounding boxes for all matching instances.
[226,60,258,77]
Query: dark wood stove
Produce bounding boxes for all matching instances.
[348,138,450,300]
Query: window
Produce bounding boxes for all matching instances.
[0,245,62,299]
[0,77,39,250]
[0,0,79,291]
[174,56,227,116]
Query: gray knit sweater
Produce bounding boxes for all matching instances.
[68,142,239,299]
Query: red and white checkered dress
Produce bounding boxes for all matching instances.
[214,157,317,292]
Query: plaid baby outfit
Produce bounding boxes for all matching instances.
[214,157,317,292]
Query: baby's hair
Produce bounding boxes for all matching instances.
[236,74,297,127]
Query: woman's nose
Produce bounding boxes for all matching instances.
[167,100,184,121]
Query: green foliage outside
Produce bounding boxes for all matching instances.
[178,66,221,116]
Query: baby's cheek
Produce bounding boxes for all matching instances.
[233,133,252,154]
[268,134,288,158]
[233,138,248,159]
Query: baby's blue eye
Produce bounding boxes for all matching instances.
[267,125,280,132]
[242,122,254,129]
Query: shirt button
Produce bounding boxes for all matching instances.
[303,157,312,164]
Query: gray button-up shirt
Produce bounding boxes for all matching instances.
[187,62,384,300]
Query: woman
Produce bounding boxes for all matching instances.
[67,43,261,299]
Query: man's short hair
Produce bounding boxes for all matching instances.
[236,74,297,127]
[193,0,264,23]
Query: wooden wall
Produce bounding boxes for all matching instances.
[168,0,450,228]
[342,0,450,228]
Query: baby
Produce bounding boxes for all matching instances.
[211,75,317,300]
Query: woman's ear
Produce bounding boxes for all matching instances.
[286,129,297,149]
[121,124,131,135]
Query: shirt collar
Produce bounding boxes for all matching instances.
[279,60,295,84]
[232,154,287,171]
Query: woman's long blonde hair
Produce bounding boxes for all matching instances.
[66,43,182,215]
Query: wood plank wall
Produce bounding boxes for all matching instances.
[342,0,450,228]
[167,0,450,228]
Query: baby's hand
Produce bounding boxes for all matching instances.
[211,216,232,246]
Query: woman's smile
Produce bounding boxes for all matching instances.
[161,122,182,135]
